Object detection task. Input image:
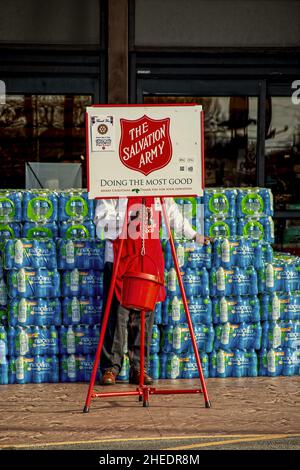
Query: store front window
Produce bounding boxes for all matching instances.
[265,97,300,211]
[144,95,257,187]
[0,94,92,188]
[274,218,300,256]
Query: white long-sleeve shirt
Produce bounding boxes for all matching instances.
[94,197,196,262]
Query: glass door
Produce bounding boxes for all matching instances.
[266,83,300,255]
[138,79,261,189]
[144,94,258,188]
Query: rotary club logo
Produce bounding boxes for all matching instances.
[98,124,108,135]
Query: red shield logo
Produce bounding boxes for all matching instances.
[119,115,172,176]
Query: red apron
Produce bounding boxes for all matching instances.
[113,197,166,303]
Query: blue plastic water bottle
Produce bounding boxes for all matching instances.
[258,349,267,376]
[216,349,227,378]
[15,356,27,384]
[254,322,262,350]
[0,326,7,360]
[209,350,217,378]
[48,326,58,355]
[32,355,44,383]
[0,356,8,384]
[148,353,160,380]
[283,348,298,376]
[232,350,244,378]
[150,325,160,354]
[154,302,162,325]
[117,355,130,382]
[247,350,258,377]
[159,352,168,379]
[162,325,173,353]
[50,355,59,383]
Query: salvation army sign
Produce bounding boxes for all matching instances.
[86,104,204,199]
[119,115,172,176]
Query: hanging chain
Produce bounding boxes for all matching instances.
[141,200,146,256]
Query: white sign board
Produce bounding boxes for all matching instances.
[86,105,204,199]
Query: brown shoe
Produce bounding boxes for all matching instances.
[100,368,117,385]
[129,368,153,385]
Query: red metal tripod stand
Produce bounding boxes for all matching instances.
[83,197,211,412]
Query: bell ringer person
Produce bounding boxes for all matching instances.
[94,196,208,385]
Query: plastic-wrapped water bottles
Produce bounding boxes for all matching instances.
[8,325,59,356]
[214,349,234,378]
[261,320,300,350]
[258,348,285,377]
[166,268,180,297]
[188,296,212,325]
[0,325,7,360]
[148,353,160,380]
[212,237,272,269]
[150,325,160,354]
[172,324,191,354]
[9,356,34,384]
[57,239,104,270]
[0,356,8,384]
[59,325,99,355]
[204,189,237,218]
[22,222,59,239]
[0,277,8,308]
[204,217,236,238]
[4,239,57,269]
[117,355,130,382]
[0,223,22,241]
[0,191,23,223]
[236,188,273,218]
[210,266,258,297]
[258,263,300,293]
[23,190,58,223]
[31,355,59,383]
[165,240,212,270]
[182,267,210,297]
[8,268,60,298]
[154,302,162,325]
[237,217,274,243]
[60,354,77,382]
[243,350,258,377]
[193,324,215,353]
[214,322,262,351]
[59,221,96,239]
[58,190,94,222]
[212,296,260,324]
[260,292,300,322]
[165,353,181,379]
[61,269,103,298]
[62,297,102,326]
[8,298,61,327]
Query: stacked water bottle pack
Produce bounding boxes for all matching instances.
[203,188,274,242]
[0,189,103,384]
[56,189,102,383]
[0,189,96,241]
[0,238,60,384]
[146,187,299,379]
[1,187,300,385]
[209,236,263,378]
[149,238,212,380]
[258,252,300,376]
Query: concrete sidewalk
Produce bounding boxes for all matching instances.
[0,377,299,450]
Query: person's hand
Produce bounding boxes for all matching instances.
[194,233,212,245]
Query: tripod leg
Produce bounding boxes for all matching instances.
[160,197,211,408]
[83,204,128,413]
[139,310,145,388]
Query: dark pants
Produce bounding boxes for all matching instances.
[100,262,154,375]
